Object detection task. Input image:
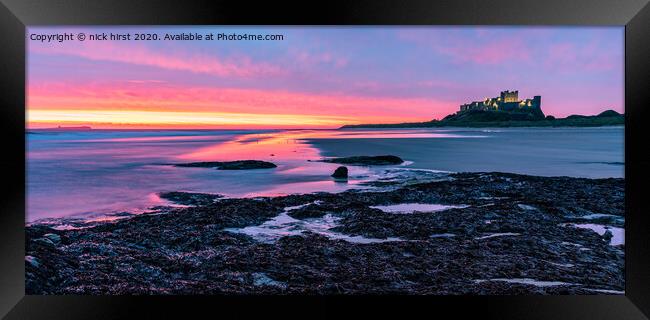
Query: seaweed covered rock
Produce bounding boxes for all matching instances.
[158,191,223,206]
[175,160,277,170]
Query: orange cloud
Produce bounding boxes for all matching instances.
[27,109,358,129]
[28,81,456,128]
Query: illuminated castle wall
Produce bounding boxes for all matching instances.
[500,90,519,103]
[460,90,542,114]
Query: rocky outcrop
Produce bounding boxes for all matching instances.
[331,166,348,179]
[175,160,277,170]
[158,191,223,206]
[341,110,624,129]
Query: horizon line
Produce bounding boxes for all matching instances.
[25,107,623,131]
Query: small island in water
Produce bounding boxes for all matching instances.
[342,90,624,129]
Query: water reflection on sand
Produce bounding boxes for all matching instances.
[28,129,462,222]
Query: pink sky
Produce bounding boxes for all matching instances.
[27,26,624,129]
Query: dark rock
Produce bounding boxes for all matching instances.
[158,191,223,206]
[444,109,545,122]
[323,155,403,166]
[331,166,348,179]
[175,160,277,170]
[25,255,40,268]
[43,233,61,244]
[603,230,613,243]
[286,204,330,219]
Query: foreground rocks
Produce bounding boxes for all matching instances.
[158,191,223,206]
[322,155,404,165]
[175,160,277,170]
[26,172,624,295]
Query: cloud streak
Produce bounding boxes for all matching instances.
[30,41,285,78]
[28,81,455,127]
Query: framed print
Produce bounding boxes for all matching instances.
[1,0,649,319]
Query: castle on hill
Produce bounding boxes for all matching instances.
[459,91,542,117]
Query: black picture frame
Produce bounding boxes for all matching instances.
[1,0,649,319]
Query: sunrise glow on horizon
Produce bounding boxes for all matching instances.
[27,26,624,129]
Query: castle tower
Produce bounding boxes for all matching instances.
[532,95,541,108]
[500,90,519,103]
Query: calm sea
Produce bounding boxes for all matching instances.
[27,127,624,222]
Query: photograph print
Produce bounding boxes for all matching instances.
[25,26,624,295]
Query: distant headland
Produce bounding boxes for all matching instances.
[29,126,93,131]
[342,90,624,129]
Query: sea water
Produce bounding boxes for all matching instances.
[27,126,623,222]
